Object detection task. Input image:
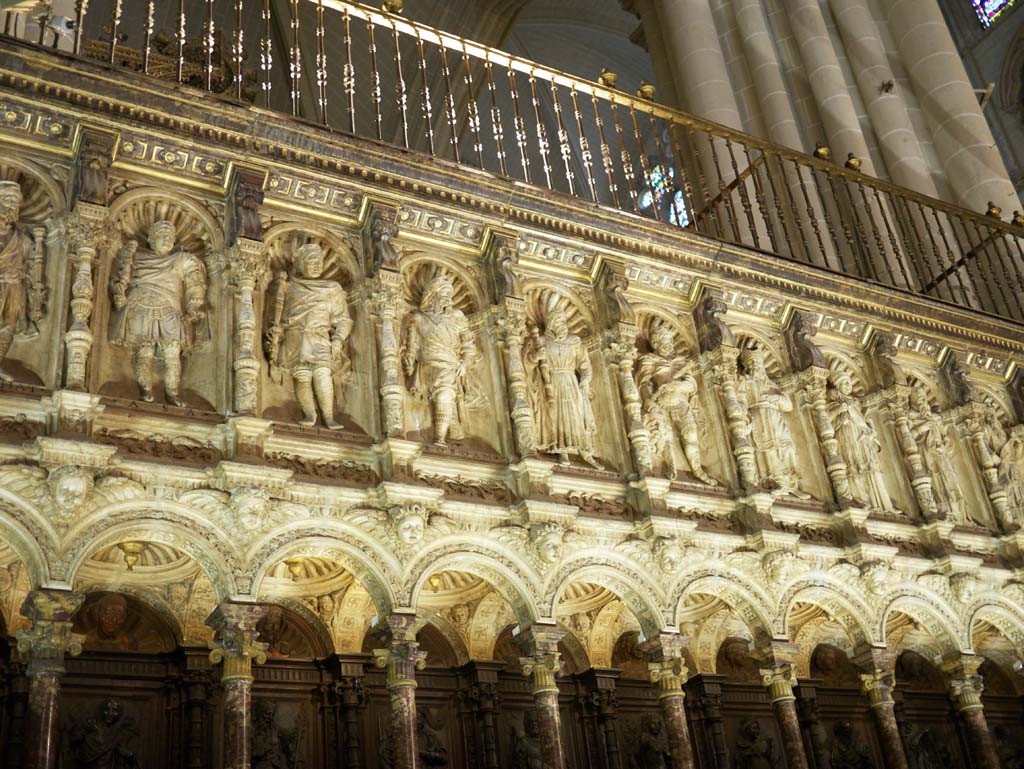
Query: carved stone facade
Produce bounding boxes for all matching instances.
[0,24,1022,769]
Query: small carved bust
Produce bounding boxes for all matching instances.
[652,537,684,574]
[229,486,272,531]
[529,522,564,564]
[391,504,428,545]
[47,465,95,514]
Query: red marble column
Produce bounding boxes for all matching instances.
[949,676,1000,769]
[373,613,427,769]
[759,663,809,769]
[206,603,269,769]
[861,670,909,769]
[648,657,696,769]
[15,589,85,769]
[518,625,568,769]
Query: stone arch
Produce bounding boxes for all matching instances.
[546,556,668,637]
[416,611,471,667]
[968,600,1024,653]
[258,596,334,659]
[0,504,51,589]
[733,326,789,378]
[824,350,872,396]
[589,598,641,668]
[263,222,360,286]
[74,589,183,651]
[467,590,516,661]
[522,279,597,337]
[635,305,699,353]
[108,186,224,255]
[406,542,540,627]
[247,531,398,619]
[880,591,966,657]
[63,504,238,602]
[673,570,775,647]
[401,251,485,315]
[0,154,67,220]
[778,579,877,650]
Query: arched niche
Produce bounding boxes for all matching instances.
[715,636,760,683]
[894,651,946,693]
[72,591,178,654]
[257,603,330,660]
[808,643,861,688]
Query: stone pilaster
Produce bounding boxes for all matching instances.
[206,603,269,769]
[645,633,697,769]
[63,203,115,390]
[582,668,623,769]
[798,366,853,504]
[957,402,1015,531]
[944,657,1000,769]
[754,646,809,769]
[15,589,86,769]
[333,656,367,769]
[369,269,406,437]
[882,386,939,519]
[492,298,536,458]
[182,666,212,769]
[703,345,758,491]
[518,625,568,769]
[227,238,269,415]
[604,321,653,476]
[373,613,427,769]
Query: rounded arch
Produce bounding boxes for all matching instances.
[73,589,181,652]
[406,541,541,627]
[417,611,470,667]
[673,570,775,647]
[547,557,668,638]
[258,596,334,658]
[634,305,699,353]
[968,600,1024,653]
[263,222,360,286]
[881,591,966,657]
[401,252,486,315]
[63,505,238,602]
[733,326,789,378]
[0,506,51,589]
[0,154,67,221]
[522,279,597,337]
[248,534,398,619]
[778,579,878,650]
[108,186,225,255]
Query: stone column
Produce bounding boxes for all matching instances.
[755,649,809,769]
[492,298,536,459]
[3,661,28,769]
[693,676,729,769]
[227,238,268,415]
[370,268,406,437]
[14,589,85,769]
[646,634,697,769]
[373,613,427,769]
[518,625,568,769]
[206,603,269,769]
[881,0,1017,213]
[63,202,114,390]
[860,670,909,769]
[703,344,758,492]
[782,0,875,172]
[944,659,1000,769]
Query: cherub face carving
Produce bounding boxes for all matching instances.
[392,504,428,545]
[47,466,95,512]
[229,486,271,531]
[530,523,564,564]
[653,537,684,574]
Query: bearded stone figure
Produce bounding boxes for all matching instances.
[908,384,966,521]
[0,180,44,381]
[827,372,894,511]
[738,348,806,498]
[525,306,600,467]
[266,243,353,429]
[403,273,479,446]
[109,220,208,405]
[637,324,716,484]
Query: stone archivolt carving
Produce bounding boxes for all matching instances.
[0,180,47,382]
[827,371,894,512]
[108,219,209,406]
[525,305,601,467]
[907,382,966,522]
[265,242,353,429]
[737,347,808,498]
[636,322,716,484]
[403,272,482,446]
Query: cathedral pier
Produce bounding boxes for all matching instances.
[373,613,427,769]
[206,603,269,769]
[646,635,697,769]
[518,625,568,769]
[945,658,1001,769]
[15,590,85,769]
[755,648,809,769]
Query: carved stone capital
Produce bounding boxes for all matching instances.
[226,238,269,289]
[948,676,985,712]
[860,670,896,708]
[520,652,561,694]
[759,663,798,703]
[648,658,689,696]
[205,603,269,683]
[373,613,427,688]
[15,589,86,674]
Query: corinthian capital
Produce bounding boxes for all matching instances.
[859,670,895,708]
[206,603,269,683]
[15,589,86,673]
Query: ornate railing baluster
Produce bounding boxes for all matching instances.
[414,29,434,156]
[461,42,484,169]
[570,86,597,202]
[391,17,409,149]
[508,65,531,184]
[143,0,155,75]
[550,81,575,195]
[203,0,215,91]
[289,0,302,117]
[176,0,186,84]
[484,56,508,177]
[343,7,356,133]
[368,17,383,141]
[316,0,328,123]
[438,39,459,162]
[107,0,122,64]
[232,0,244,100]
[628,104,659,223]
[261,0,272,108]
[529,70,553,189]
[610,99,638,213]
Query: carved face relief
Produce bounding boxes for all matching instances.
[296,244,325,279]
[950,573,977,604]
[530,523,563,564]
[97,594,129,637]
[318,594,335,618]
[228,486,271,531]
[47,466,95,513]
[834,373,854,396]
[102,698,123,726]
[651,326,676,358]
[0,181,22,228]
[450,603,470,627]
[147,220,176,256]
[547,310,569,341]
[652,538,684,574]
[392,505,428,545]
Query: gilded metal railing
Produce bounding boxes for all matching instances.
[5,0,1024,322]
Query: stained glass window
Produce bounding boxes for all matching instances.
[639,164,689,228]
[973,0,1016,27]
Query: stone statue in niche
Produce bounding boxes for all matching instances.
[738,348,807,498]
[509,710,543,769]
[265,243,353,429]
[252,700,303,769]
[0,180,45,382]
[829,721,874,769]
[64,698,141,769]
[733,718,779,769]
[636,324,717,484]
[628,714,671,769]
[827,372,894,511]
[999,430,1024,517]
[908,384,966,522]
[403,273,481,446]
[525,306,601,467]
[109,220,208,406]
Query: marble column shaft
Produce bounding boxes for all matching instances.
[15,589,85,769]
[760,663,809,769]
[519,625,569,769]
[647,635,697,769]
[374,614,427,769]
[861,671,909,769]
[206,603,269,769]
[950,677,1000,769]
